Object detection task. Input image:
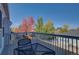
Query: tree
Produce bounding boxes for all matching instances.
[63,24,69,29]
[20,18,28,32]
[11,26,19,33]
[76,27,79,30]
[18,25,22,32]
[43,19,55,33]
[27,16,35,32]
[18,16,35,32]
[28,16,34,25]
[35,16,44,32]
[15,27,20,33]
[11,27,16,32]
[59,24,69,33]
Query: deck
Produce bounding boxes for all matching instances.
[1,32,79,55]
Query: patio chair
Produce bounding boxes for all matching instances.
[14,38,35,55]
[18,39,31,47]
[14,43,55,55]
[14,45,35,55]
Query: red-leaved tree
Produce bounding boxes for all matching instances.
[28,16,35,32]
[19,16,35,32]
[20,18,28,32]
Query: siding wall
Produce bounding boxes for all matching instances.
[0,4,11,54]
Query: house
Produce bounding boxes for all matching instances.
[0,3,12,54]
[60,30,79,37]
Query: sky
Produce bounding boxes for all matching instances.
[8,3,79,29]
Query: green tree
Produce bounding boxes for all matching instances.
[59,24,69,33]
[43,19,55,33]
[35,16,44,32]
[76,27,79,30]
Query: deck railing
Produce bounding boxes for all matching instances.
[11,32,79,55]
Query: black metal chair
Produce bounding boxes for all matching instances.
[14,39,35,55]
[18,39,31,47]
[14,47,35,55]
[31,43,55,55]
[14,42,55,55]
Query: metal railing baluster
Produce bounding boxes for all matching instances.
[72,39,73,54]
[67,38,69,54]
[54,36,55,50]
[65,38,66,55]
[60,37,62,54]
[55,36,56,50]
[76,39,78,54]
[52,36,54,45]
[62,37,63,54]
[57,36,58,53]
[60,37,61,48]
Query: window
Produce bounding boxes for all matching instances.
[0,10,2,28]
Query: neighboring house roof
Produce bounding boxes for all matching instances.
[60,30,79,37]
